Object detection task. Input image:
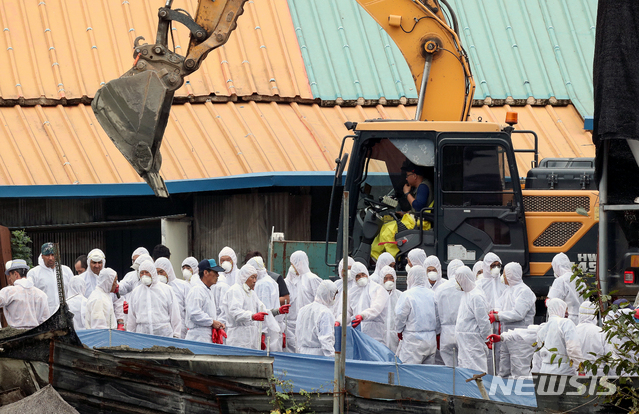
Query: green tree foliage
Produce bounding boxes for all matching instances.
[10,230,33,268]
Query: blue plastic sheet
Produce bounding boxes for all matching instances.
[77,330,537,407]
[334,325,400,363]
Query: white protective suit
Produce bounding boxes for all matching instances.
[347,262,389,343]
[249,257,282,351]
[455,266,492,372]
[81,249,125,322]
[476,252,506,375]
[497,262,537,378]
[84,268,118,329]
[500,324,542,374]
[127,262,182,338]
[218,246,240,286]
[435,259,465,367]
[223,265,278,349]
[547,253,583,325]
[284,251,322,352]
[0,277,50,328]
[370,253,395,285]
[537,298,583,375]
[332,257,357,321]
[575,301,610,376]
[380,265,402,353]
[476,253,506,310]
[184,275,217,343]
[395,265,441,364]
[66,276,87,331]
[181,257,199,284]
[156,258,191,338]
[296,280,338,356]
[424,255,446,291]
[27,254,73,315]
[119,254,153,296]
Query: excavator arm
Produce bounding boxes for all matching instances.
[91,0,247,197]
[356,0,475,122]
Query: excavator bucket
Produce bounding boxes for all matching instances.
[92,70,172,197]
[91,0,248,197]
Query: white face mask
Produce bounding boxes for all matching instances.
[158,275,168,284]
[427,271,438,282]
[356,276,369,287]
[384,281,394,291]
[140,275,152,286]
[221,261,233,273]
[406,264,412,273]
[491,266,501,277]
[182,269,192,281]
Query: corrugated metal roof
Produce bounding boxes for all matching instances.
[448,0,596,116]
[287,0,418,104]
[0,0,312,103]
[0,101,592,190]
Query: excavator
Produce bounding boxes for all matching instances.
[92,0,604,299]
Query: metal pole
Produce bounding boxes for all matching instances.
[339,191,349,413]
[452,346,456,396]
[333,351,340,414]
[414,55,433,121]
[598,141,609,319]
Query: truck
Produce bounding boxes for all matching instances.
[91,0,605,301]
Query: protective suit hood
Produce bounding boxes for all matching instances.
[482,252,501,279]
[315,280,338,307]
[338,257,354,280]
[181,257,199,275]
[380,265,396,283]
[547,297,568,318]
[139,261,159,286]
[88,249,106,267]
[350,262,369,279]
[290,251,311,276]
[579,301,598,324]
[455,266,476,292]
[472,261,484,278]
[239,264,257,286]
[132,247,149,259]
[552,253,572,278]
[407,265,427,289]
[67,276,86,297]
[247,257,267,280]
[218,246,239,283]
[133,254,153,271]
[407,249,427,267]
[97,268,116,293]
[447,259,464,280]
[504,262,523,286]
[374,253,395,275]
[424,255,442,281]
[155,257,176,283]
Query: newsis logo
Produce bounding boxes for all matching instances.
[488,375,617,396]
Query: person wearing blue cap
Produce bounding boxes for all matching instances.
[1,259,50,328]
[184,259,227,343]
[27,242,73,315]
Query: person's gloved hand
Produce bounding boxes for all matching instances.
[282,332,286,349]
[261,333,266,350]
[397,332,403,341]
[334,321,340,327]
[352,315,363,328]
[278,304,290,314]
[117,323,125,331]
[212,328,219,344]
[123,301,129,314]
[486,340,493,350]
[487,334,501,344]
[489,310,499,324]
[114,284,120,295]
[218,329,227,344]
[436,334,440,350]
[252,312,268,321]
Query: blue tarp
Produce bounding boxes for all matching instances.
[77,330,537,407]
[335,325,399,363]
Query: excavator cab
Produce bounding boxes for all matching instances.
[92,0,248,197]
[335,121,530,278]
